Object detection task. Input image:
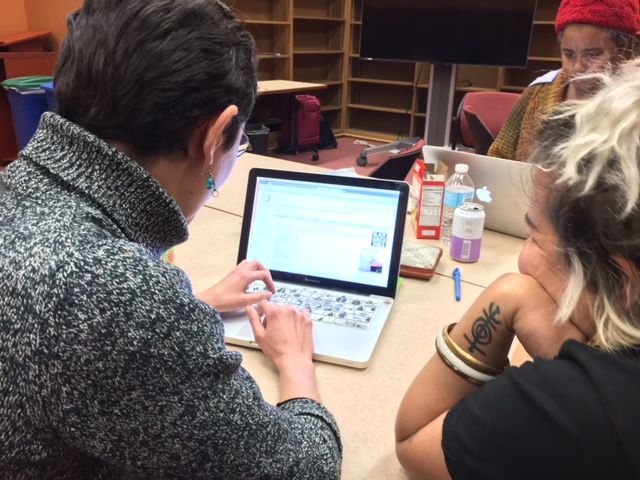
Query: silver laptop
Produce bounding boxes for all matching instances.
[422,145,534,239]
[223,168,409,369]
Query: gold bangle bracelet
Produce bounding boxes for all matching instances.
[442,323,508,376]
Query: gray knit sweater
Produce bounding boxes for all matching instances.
[0,113,342,479]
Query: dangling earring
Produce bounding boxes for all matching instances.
[206,172,219,197]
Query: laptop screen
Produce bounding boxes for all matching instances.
[238,169,409,298]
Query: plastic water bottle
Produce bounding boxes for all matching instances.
[441,163,475,244]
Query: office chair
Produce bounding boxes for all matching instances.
[368,138,425,181]
[451,91,520,155]
[464,111,495,157]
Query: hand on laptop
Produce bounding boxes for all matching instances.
[197,260,276,313]
[247,300,320,403]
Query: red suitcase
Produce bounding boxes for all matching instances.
[294,94,321,147]
[278,94,321,160]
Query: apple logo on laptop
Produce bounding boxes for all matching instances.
[476,186,493,204]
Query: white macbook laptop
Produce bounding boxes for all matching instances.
[422,145,534,239]
[223,168,409,368]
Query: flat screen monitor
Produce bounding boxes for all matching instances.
[360,0,537,67]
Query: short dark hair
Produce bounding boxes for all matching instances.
[55,0,257,160]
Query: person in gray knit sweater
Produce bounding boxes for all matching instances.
[0,1,342,478]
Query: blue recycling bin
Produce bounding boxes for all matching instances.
[2,76,52,150]
[42,81,56,112]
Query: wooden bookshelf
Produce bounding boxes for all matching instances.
[228,0,293,80]
[224,0,290,149]
[292,0,346,130]
[345,0,425,139]
[226,0,561,141]
[344,0,561,141]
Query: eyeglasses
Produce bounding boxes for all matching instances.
[236,132,252,158]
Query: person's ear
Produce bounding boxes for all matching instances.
[202,105,239,169]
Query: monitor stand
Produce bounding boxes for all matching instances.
[424,63,458,147]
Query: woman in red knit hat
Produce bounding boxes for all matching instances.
[488,0,640,161]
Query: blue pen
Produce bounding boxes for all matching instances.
[453,268,461,302]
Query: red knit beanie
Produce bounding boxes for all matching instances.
[555,0,640,36]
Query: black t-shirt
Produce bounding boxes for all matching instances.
[442,340,640,480]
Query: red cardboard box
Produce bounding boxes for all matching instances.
[413,159,446,239]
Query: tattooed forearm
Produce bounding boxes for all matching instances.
[463,302,502,356]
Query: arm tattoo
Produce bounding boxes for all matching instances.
[463,302,502,356]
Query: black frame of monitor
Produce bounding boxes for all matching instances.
[359,0,538,68]
[238,168,410,299]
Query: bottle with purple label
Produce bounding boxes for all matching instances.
[441,163,474,245]
[450,202,485,263]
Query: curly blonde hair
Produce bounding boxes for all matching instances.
[532,58,640,351]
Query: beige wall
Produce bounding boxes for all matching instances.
[0,0,28,36]
[23,0,80,50]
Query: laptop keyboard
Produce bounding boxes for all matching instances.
[246,282,381,329]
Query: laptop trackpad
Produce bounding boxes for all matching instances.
[237,322,256,342]
[220,310,255,340]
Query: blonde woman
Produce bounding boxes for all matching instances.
[396,58,640,479]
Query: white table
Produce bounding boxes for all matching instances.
[175,155,525,479]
